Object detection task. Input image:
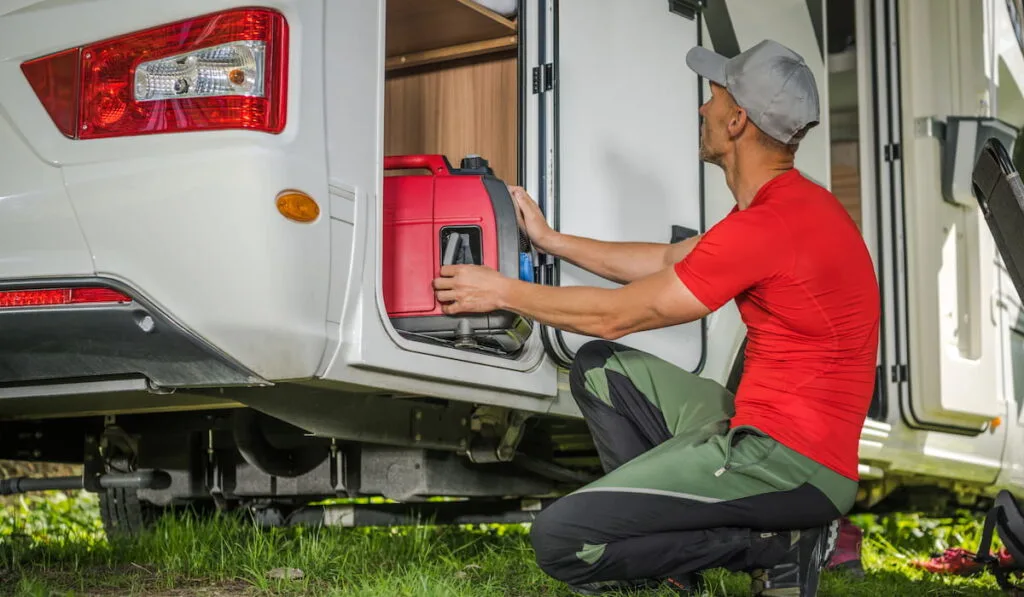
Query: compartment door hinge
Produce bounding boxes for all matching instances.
[667,0,704,19]
[533,63,554,94]
[890,363,908,383]
[884,142,902,162]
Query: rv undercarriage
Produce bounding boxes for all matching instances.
[0,396,600,535]
[3,397,1006,538]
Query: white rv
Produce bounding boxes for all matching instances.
[2,0,1024,533]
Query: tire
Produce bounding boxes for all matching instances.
[99,487,160,539]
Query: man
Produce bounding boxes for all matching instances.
[432,39,880,596]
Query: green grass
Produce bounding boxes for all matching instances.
[0,491,1011,596]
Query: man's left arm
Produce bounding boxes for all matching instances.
[433,264,711,341]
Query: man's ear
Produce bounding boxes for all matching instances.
[727,107,748,139]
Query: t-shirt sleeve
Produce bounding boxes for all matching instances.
[673,208,789,311]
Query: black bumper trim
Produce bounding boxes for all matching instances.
[0,277,268,389]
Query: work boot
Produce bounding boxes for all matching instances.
[825,517,864,578]
[749,519,839,596]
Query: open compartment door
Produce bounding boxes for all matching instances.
[541,0,706,371]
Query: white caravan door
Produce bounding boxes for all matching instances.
[896,0,1013,432]
[539,0,706,371]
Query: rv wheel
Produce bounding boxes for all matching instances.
[98,486,161,539]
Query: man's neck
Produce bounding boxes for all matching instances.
[724,151,794,210]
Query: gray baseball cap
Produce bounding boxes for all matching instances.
[686,39,819,145]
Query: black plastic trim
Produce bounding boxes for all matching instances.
[702,0,740,58]
[806,0,825,59]
[0,277,267,390]
[392,312,532,355]
[668,0,703,20]
[693,10,709,376]
[482,175,522,281]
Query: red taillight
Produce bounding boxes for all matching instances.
[20,8,288,140]
[0,288,132,308]
[21,48,81,138]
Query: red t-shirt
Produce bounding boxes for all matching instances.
[675,168,880,481]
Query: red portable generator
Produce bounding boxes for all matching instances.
[382,153,533,355]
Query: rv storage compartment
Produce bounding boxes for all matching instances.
[383,153,533,356]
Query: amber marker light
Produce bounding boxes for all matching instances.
[276,190,320,223]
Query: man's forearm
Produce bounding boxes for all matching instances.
[493,266,707,341]
[497,277,625,339]
[542,233,678,285]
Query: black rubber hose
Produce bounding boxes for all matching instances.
[0,476,81,495]
[232,409,327,478]
[0,470,170,495]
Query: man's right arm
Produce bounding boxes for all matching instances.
[542,232,702,285]
[509,185,702,284]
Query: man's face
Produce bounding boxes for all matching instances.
[698,83,738,166]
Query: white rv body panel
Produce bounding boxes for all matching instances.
[0,115,94,279]
[994,270,1024,490]
[1,0,334,382]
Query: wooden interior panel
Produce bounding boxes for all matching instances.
[384,56,519,184]
[385,0,516,58]
[386,35,518,71]
[830,141,861,230]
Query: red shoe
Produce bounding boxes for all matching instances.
[911,547,1015,576]
[826,517,865,578]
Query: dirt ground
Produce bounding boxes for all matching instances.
[63,583,252,597]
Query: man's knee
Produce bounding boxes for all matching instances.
[529,506,573,580]
[530,501,601,584]
[568,340,618,401]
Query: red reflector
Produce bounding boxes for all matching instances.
[70,288,132,303]
[0,288,131,308]
[21,8,288,139]
[20,48,81,139]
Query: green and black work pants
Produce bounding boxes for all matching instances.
[529,340,858,586]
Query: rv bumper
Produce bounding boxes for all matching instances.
[0,278,267,391]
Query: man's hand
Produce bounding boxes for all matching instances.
[432,264,510,315]
[508,186,558,253]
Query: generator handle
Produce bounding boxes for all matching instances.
[383,155,450,175]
